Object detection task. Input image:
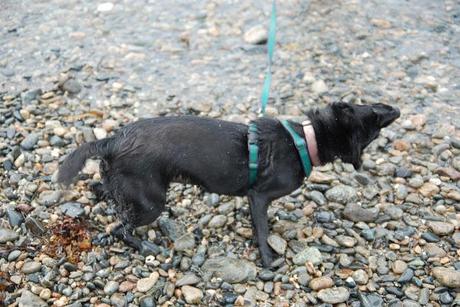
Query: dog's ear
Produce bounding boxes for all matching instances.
[332,102,355,127]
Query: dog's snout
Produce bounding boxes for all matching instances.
[372,103,400,128]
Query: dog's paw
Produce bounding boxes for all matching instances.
[140,240,161,256]
[261,250,277,268]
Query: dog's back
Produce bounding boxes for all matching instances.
[58,116,250,194]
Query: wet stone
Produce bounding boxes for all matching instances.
[421,232,440,242]
[325,185,357,204]
[60,202,84,217]
[309,190,326,206]
[343,203,379,222]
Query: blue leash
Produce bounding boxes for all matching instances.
[248,0,277,186]
[259,0,277,115]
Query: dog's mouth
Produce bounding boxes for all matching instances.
[373,104,401,128]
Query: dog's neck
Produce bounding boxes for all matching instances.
[302,120,321,167]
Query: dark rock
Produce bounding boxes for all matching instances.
[259,270,275,281]
[386,286,404,297]
[315,211,334,223]
[398,269,414,283]
[6,206,24,227]
[61,79,82,94]
[421,232,440,242]
[158,216,184,241]
[395,167,412,178]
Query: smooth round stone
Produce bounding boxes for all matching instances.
[439,291,453,304]
[104,281,119,295]
[392,260,408,274]
[267,234,287,255]
[352,269,369,285]
[309,276,334,291]
[22,262,42,274]
[243,25,267,45]
[20,133,39,150]
[139,295,156,307]
[293,247,322,266]
[223,292,238,304]
[8,250,21,261]
[181,285,203,304]
[258,270,275,281]
[317,287,350,304]
[325,185,357,204]
[110,293,127,307]
[176,274,201,287]
[315,211,334,223]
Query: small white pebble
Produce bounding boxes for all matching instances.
[145,255,156,266]
[97,2,114,12]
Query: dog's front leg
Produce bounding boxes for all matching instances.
[248,191,276,268]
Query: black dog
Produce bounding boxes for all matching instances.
[58,102,399,267]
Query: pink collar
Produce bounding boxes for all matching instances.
[302,120,321,166]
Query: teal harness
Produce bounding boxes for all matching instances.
[247,1,313,187]
[248,120,312,186]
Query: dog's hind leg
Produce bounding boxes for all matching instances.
[112,176,167,255]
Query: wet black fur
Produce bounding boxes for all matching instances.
[58,102,399,267]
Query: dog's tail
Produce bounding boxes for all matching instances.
[57,138,114,186]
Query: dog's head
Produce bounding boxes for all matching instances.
[312,102,400,169]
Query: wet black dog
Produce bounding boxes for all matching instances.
[58,102,399,267]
